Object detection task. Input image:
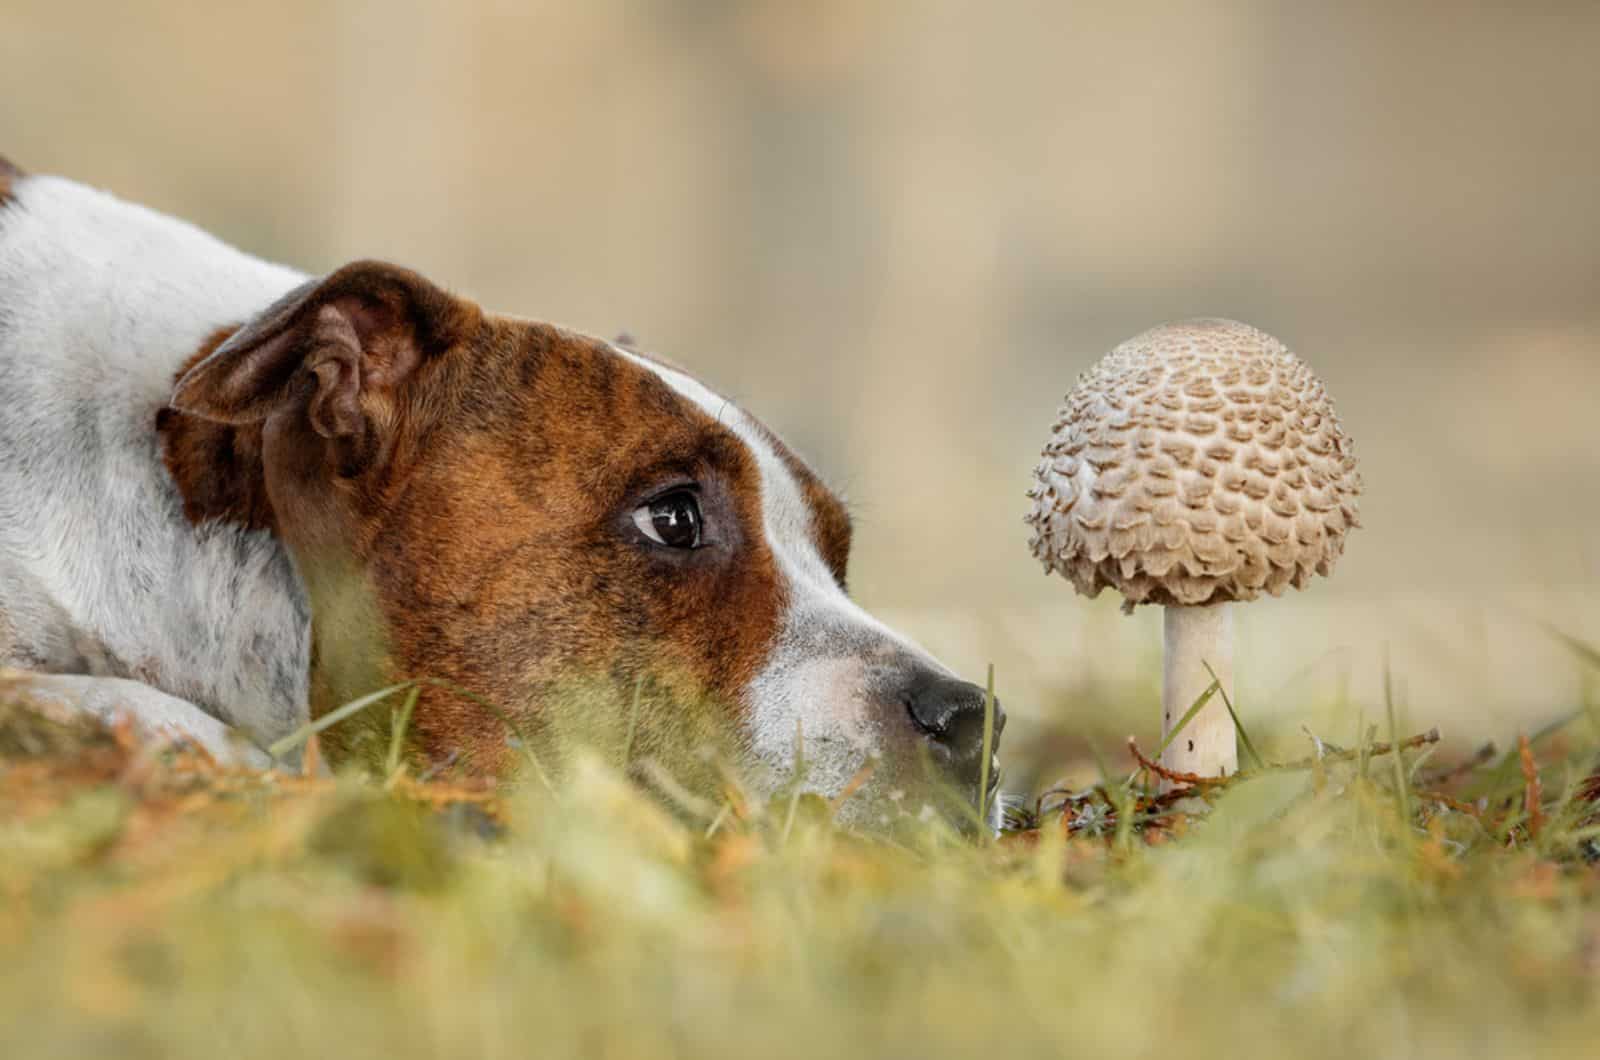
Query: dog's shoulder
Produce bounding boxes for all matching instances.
[0,159,312,742]
[0,163,306,399]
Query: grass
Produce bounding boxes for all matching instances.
[3,661,1600,1060]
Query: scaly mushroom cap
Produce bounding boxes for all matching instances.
[1025,319,1362,611]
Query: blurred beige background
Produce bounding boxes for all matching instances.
[3,1,1598,760]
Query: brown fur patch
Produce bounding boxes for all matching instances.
[180,288,797,774]
[0,156,23,207]
[156,326,277,532]
[333,320,792,771]
[154,277,850,780]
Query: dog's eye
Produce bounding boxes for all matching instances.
[632,491,703,549]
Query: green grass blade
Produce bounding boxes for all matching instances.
[704,802,731,839]
[781,718,805,847]
[1540,622,1600,672]
[1385,660,1411,827]
[1355,709,1370,780]
[1154,679,1220,759]
[978,662,997,835]
[623,675,644,767]
[1202,661,1262,770]
[384,684,421,780]
[267,681,415,760]
[1538,762,1586,857]
[1082,737,1134,850]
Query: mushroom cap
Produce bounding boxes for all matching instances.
[1025,319,1362,610]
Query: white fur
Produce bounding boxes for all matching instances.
[0,175,311,748]
[0,173,975,820]
[615,352,957,805]
[1,672,271,767]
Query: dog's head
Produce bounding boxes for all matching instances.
[169,262,1003,828]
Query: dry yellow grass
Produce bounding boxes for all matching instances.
[3,658,1599,1060]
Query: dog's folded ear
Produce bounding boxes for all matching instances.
[171,261,478,442]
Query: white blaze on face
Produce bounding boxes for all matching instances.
[614,349,951,797]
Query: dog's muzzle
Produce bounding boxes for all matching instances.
[898,669,1006,801]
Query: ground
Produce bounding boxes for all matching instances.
[3,659,1600,1060]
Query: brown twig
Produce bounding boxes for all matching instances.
[1271,728,1441,773]
[1128,728,1444,793]
[1519,732,1545,840]
[1126,738,1232,790]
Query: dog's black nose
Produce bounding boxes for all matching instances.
[901,670,1006,788]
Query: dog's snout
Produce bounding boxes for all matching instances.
[901,671,1006,766]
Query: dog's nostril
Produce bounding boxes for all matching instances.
[901,673,1002,755]
[904,693,948,738]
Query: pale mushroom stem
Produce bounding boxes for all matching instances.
[1160,603,1237,785]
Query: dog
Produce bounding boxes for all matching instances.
[0,157,1004,829]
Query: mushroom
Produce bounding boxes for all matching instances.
[1024,319,1362,781]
